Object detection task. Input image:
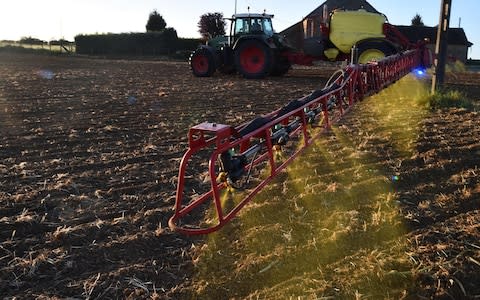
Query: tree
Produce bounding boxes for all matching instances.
[198,12,226,39]
[20,36,45,45]
[411,14,425,26]
[146,10,167,32]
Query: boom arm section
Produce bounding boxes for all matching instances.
[170,49,425,235]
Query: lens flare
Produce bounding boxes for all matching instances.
[37,69,55,80]
[127,96,137,105]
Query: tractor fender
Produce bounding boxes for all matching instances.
[354,38,400,54]
[353,38,400,63]
[232,36,277,51]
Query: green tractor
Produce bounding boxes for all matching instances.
[190,13,292,79]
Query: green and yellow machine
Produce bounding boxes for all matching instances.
[302,9,412,63]
[190,9,413,78]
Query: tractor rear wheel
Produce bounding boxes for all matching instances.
[190,48,216,77]
[356,40,397,64]
[234,40,273,79]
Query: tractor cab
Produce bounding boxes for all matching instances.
[228,13,275,45]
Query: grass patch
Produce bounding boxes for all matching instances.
[446,60,467,73]
[417,89,474,110]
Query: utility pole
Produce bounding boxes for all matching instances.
[431,0,452,94]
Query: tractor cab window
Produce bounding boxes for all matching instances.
[250,18,263,32]
[261,18,274,36]
[234,17,274,36]
[234,18,250,35]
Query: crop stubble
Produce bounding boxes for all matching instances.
[0,53,479,298]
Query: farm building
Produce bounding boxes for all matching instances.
[281,0,473,63]
[396,26,473,63]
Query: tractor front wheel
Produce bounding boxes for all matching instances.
[234,40,273,79]
[190,48,216,77]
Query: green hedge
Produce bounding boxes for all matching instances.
[75,29,201,56]
[417,89,474,110]
[175,38,203,51]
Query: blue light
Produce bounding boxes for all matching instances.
[413,68,427,78]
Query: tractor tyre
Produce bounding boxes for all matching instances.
[356,40,397,64]
[190,47,216,77]
[234,40,273,79]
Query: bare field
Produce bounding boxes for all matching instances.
[0,53,479,299]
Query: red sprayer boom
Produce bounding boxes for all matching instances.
[170,47,429,235]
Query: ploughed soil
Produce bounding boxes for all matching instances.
[0,53,479,299]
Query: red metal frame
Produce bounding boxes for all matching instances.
[169,49,423,235]
[383,23,413,50]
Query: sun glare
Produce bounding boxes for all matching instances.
[191,74,431,298]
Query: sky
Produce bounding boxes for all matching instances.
[0,0,478,59]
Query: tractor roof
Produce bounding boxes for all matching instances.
[231,13,274,19]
